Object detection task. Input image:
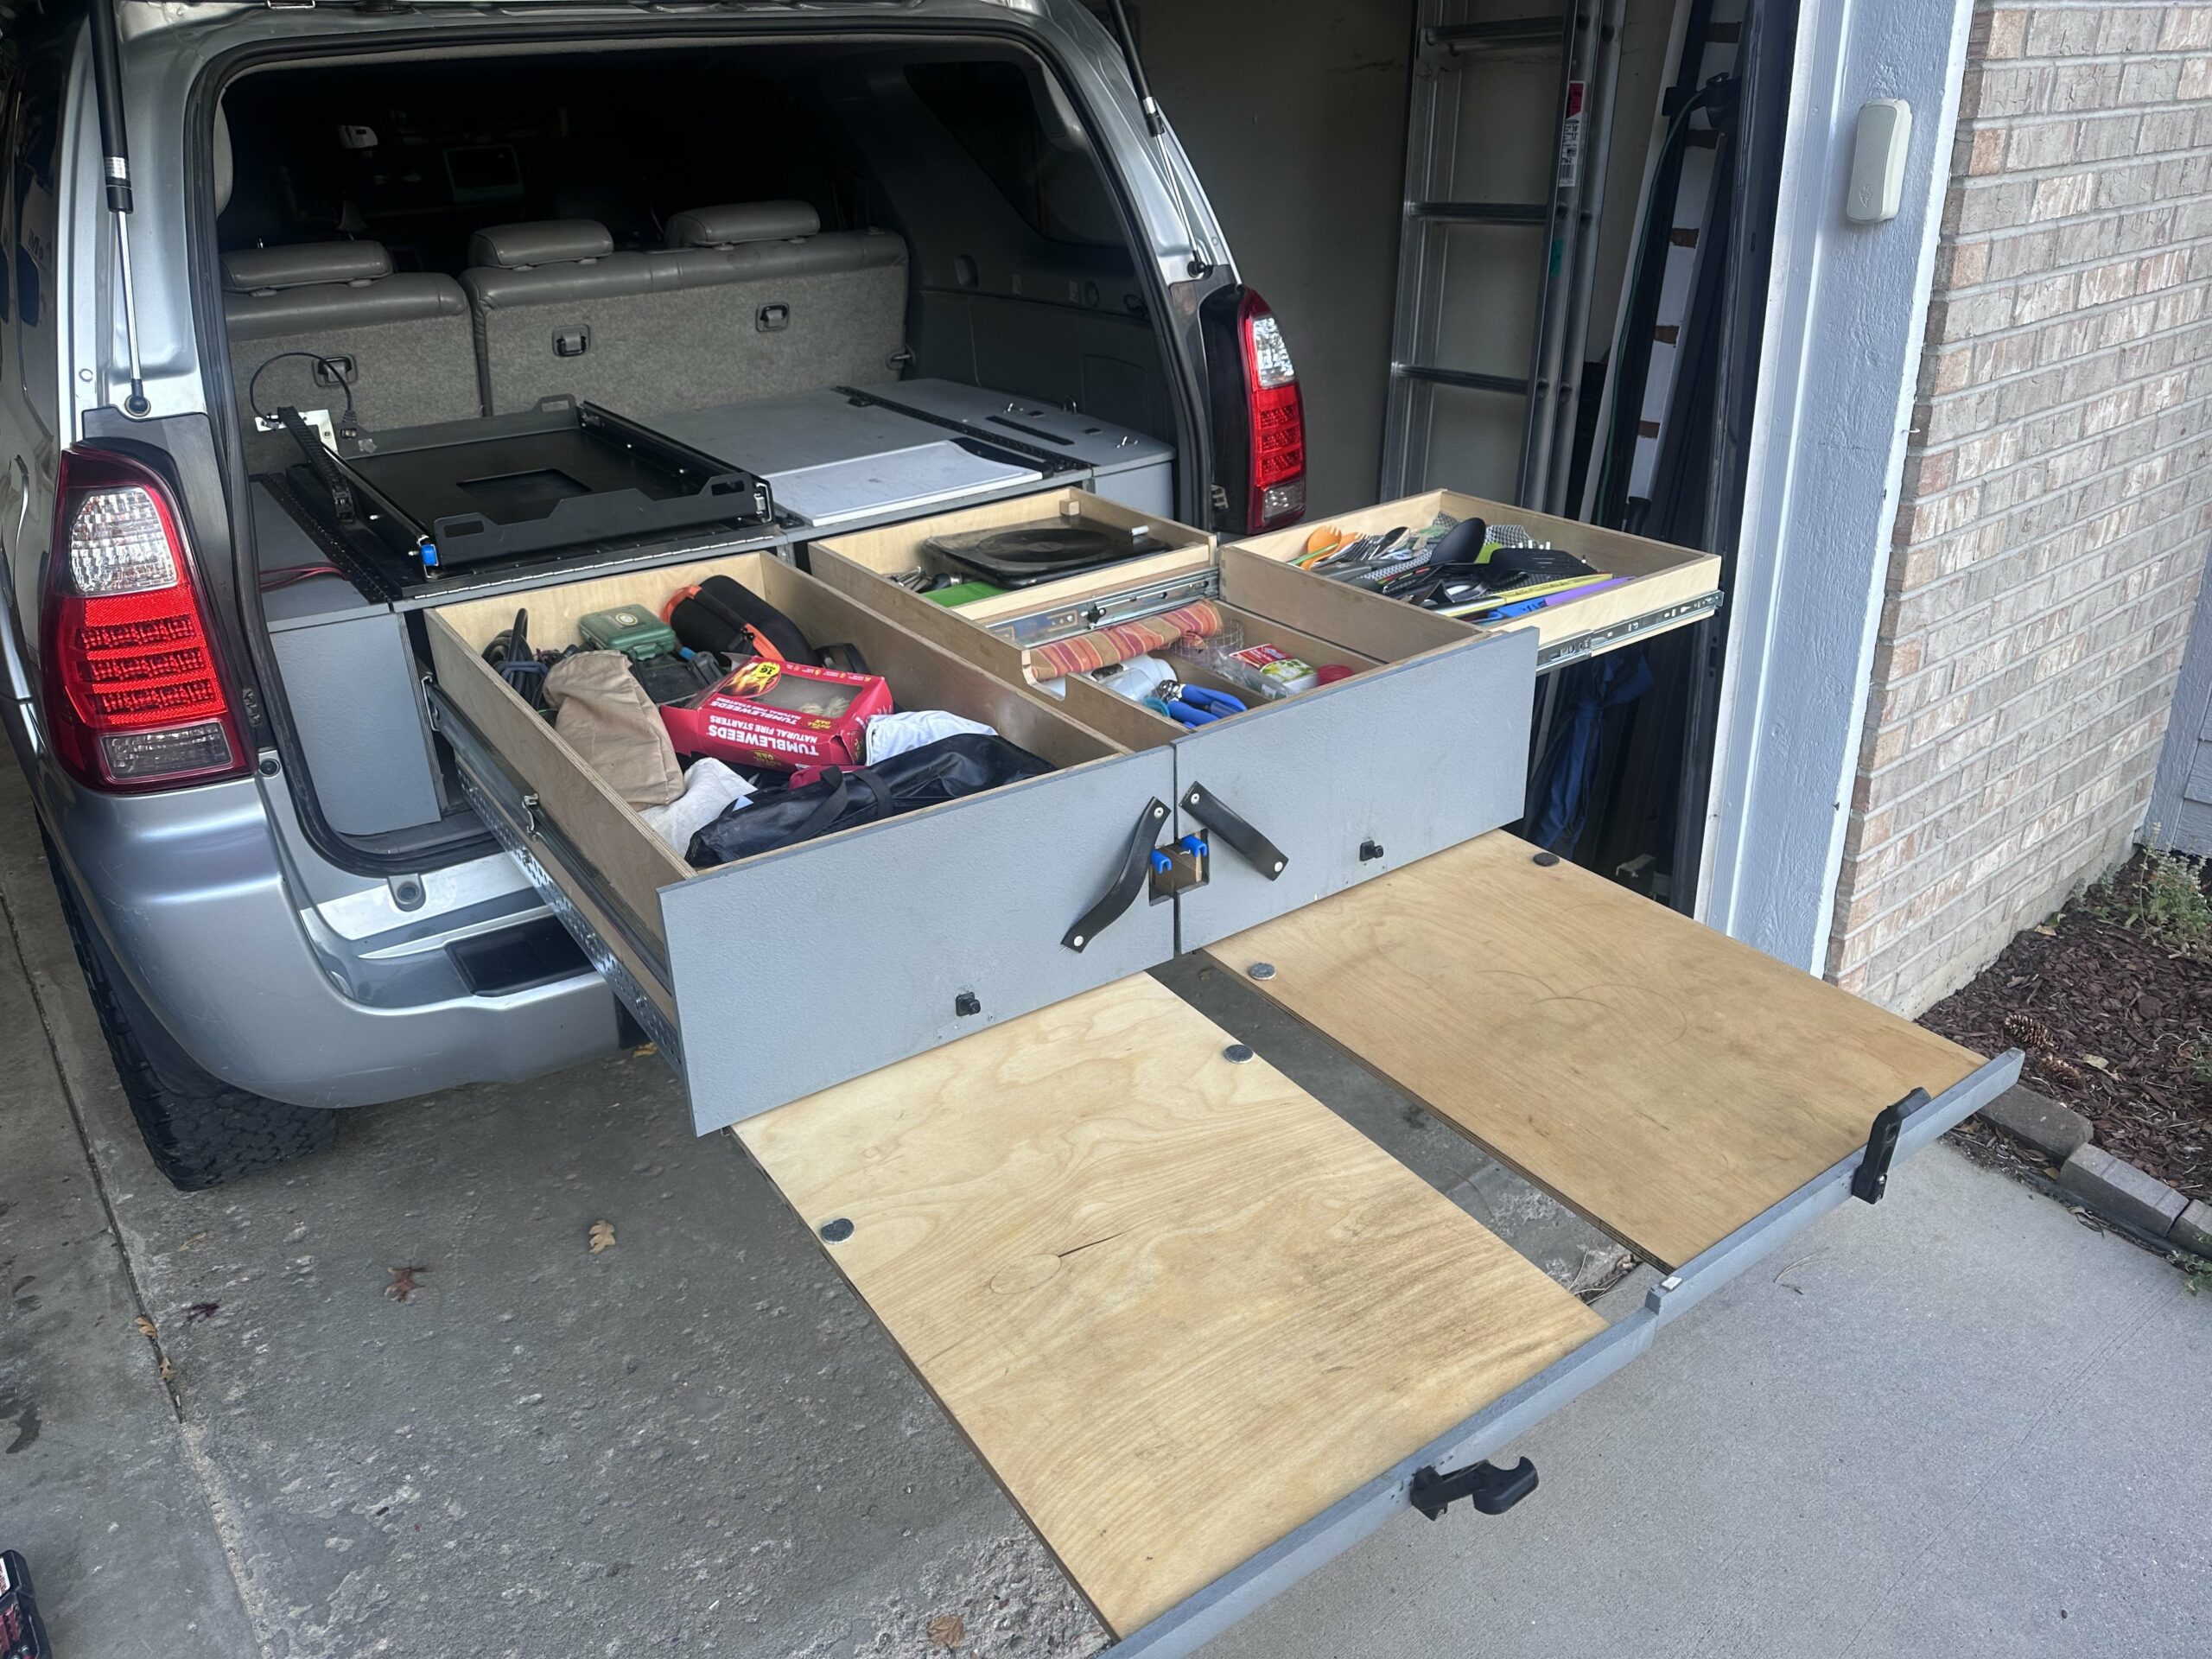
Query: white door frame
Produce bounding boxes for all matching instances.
[1695,0,1979,973]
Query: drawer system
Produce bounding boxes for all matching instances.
[416,487,2018,1659]
[423,529,1533,1130]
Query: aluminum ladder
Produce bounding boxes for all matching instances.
[1380,0,1626,512]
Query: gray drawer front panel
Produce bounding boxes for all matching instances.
[663,748,1179,1133]
[1171,628,1537,951]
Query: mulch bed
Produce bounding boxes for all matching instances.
[1919,849,2212,1204]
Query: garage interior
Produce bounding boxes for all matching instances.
[1139,0,1795,911]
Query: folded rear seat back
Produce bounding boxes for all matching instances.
[460,205,908,418]
[221,241,480,474]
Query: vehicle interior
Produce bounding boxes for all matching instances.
[212,38,1192,853]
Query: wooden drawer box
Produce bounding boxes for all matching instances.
[423,550,1177,1134]
[1230,489,1722,666]
[802,485,1216,635]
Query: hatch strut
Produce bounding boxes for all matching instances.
[1100,0,1216,279]
[86,0,149,416]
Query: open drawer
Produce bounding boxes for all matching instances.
[732,836,2021,1657]
[801,485,1216,637]
[1231,489,1724,670]
[813,527,1541,947]
[423,550,1179,1133]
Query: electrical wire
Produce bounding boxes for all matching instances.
[247,351,359,435]
[257,562,346,591]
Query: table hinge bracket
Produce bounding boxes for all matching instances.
[1852,1087,1928,1205]
[1408,1456,1537,1521]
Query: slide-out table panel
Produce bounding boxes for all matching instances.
[1210,832,1985,1270]
[734,974,1603,1637]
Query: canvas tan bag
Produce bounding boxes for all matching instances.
[544,652,686,809]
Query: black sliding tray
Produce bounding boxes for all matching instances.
[288,401,774,578]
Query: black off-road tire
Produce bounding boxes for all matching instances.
[43,837,337,1190]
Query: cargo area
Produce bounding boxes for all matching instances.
[216,34,1189,849]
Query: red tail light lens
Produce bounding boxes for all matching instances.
[1238,289,1306,530]
[39,449,248,791]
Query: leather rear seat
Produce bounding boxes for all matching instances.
[222,241,479,474]
[461,206,908,416]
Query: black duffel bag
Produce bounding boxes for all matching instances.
[686,734,1053,868]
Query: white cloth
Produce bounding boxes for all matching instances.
[639,757,753,853]
[863,709,997,763]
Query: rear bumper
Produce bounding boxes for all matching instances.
[36,767,620,1108]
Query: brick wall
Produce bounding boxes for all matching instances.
[1827,0,2212,1013]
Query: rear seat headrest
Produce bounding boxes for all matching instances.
[221,241,391,294]
[665,202,822,250]
[467,220,615,270]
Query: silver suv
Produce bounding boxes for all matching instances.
[3,0,1300,1185]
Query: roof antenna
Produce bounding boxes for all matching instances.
[86,0,149,417]
[1100,0,1216,279]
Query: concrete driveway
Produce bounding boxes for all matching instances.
[3,778,2209,1658]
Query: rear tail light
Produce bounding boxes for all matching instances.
[1238,289,1306,530]
[39,449,248,791]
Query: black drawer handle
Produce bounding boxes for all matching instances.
[1182,783,1287,880]
[1063,798,1169,952]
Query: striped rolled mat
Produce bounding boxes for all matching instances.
[1030,601,1225,680]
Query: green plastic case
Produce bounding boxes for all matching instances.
[578,606,679,661]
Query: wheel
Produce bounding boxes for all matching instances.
[41,833,336,1190]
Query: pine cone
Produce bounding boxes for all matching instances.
[2004,1011,2054,1051]
[2038,1056,2084,1089]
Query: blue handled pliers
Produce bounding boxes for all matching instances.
[1146,681,1247,726]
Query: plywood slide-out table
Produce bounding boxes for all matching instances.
[730,833,2010,1652]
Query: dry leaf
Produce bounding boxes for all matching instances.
[632,1042,658,1058]
[2033,925,2056,937]
[385,1265,429,1302]
[2082,1055,2112,1072]
[926,1613,966,1649]
[588,1221,617,1255]
[133,1315,157,1340]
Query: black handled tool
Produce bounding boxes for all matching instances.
[1,1550,53,1658]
